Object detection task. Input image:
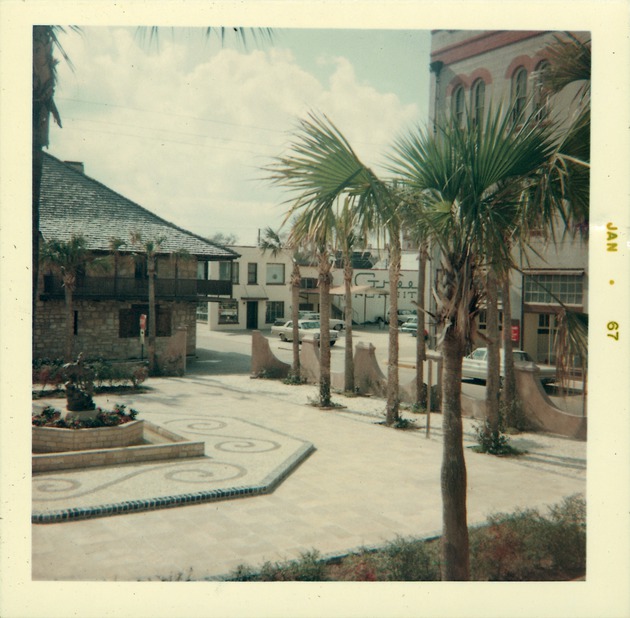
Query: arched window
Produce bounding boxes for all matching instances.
[452,85,465,127]
[471,79,485,127]
[533,60,550,121]
[511,67,528,122]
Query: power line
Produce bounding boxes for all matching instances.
[58,97,288,135]
[62,115,287,150]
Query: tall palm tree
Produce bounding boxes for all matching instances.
[130,232,165,376]
[32,27,77,339]
[389,103,557,579]
[399,199,430,409]
[286,210,336,407]
[333,199,364,393]
[40,234,105,362]
[32,26,271,347]
[269,112,399,419]
[259,226,302,381]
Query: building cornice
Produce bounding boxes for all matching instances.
[431,31,549,66]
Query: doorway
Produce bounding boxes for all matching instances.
[246,301,258,329]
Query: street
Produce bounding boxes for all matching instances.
[193,323,585,415]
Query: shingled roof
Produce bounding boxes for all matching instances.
[40,153,239,260]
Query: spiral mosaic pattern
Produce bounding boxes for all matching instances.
[166,463,246,483]
[34,478,81,494]
[214,439,280,453]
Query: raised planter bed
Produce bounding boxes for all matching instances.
[32,421,205,473]
[33,420,145,453]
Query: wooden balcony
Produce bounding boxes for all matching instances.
[41,275,232,302]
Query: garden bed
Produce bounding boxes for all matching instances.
[226,495,586,582]
[32,421,205,472]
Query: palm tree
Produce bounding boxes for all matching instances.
[399,199,430,410]
[108,237,126,296]
[389,103,557,578]
[130,232,165,376]
[269,112,398,419]
[333,199,364,393]
[32,26,271,347]
[286,210,336,407]
[259,226,302,381]
[32,27,77,339]
[40,234,102,362]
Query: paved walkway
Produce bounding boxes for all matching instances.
[32,373,586,581]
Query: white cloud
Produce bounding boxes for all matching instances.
[48,27,420,244]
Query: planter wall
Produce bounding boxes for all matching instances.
[33,420,144,453]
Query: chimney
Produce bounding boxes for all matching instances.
[64,161,84,174]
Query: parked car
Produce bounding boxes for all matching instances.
[270,319,338,345]
[298,312,345,331]
[462,347,556,384]
[399,316,429,339]
[385,309,417,325]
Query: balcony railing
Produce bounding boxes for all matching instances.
[42,275,232,301]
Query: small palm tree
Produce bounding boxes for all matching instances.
[130,232,166,375]
[259,227,302,381]
[269,112,400,420]
[287,210,336,407]
[333,199,364,393]
[40,234,105,362]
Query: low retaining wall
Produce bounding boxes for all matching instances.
[33,420,145,453]
[515,364,587,440]
[251,332,586,441]
[32,421,205,472]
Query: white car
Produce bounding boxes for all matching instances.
[298,312,345,331]
[271,319,338,345]
[462,347,556,384]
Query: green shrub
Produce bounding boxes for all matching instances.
[382,536,440,581]
[473,420,522,456]
[470,495,586,580]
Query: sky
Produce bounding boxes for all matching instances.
[47,27,432,246]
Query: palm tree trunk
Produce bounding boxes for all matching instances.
[500,273,518,425]
[343,259,354,393]
[415,245,427,408]
[318,254,333,407]
[32,26,56,344]
[290,265,301,379]
[148,256,157,375]
[63,276,75,362]
[485,269,501,433]
[440,326,470,580]
[386,232,401,425]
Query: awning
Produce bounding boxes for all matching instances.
[240,285,269,300]
[522,269,585,276]
[329,284,389,296]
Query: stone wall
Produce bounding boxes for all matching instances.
[33,420,145,453]
[34,297,197,361]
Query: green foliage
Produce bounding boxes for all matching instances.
[470,494,586,580]
[473,420,521,456]
[33,357,148,392]
[392,417,417,430]
[231,551,327,582]
[224,496,584,581]
[283,372,306,385]
[32,403,140,429]
[252,367,285,380]
[32,358,66,393]
[382,536,441,581]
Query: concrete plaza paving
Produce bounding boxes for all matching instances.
[31,370,586,581]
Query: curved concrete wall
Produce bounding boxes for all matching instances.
[515,364,587,440]
[250,332,586,440]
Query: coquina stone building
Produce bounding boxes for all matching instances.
[35,154,238,361]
